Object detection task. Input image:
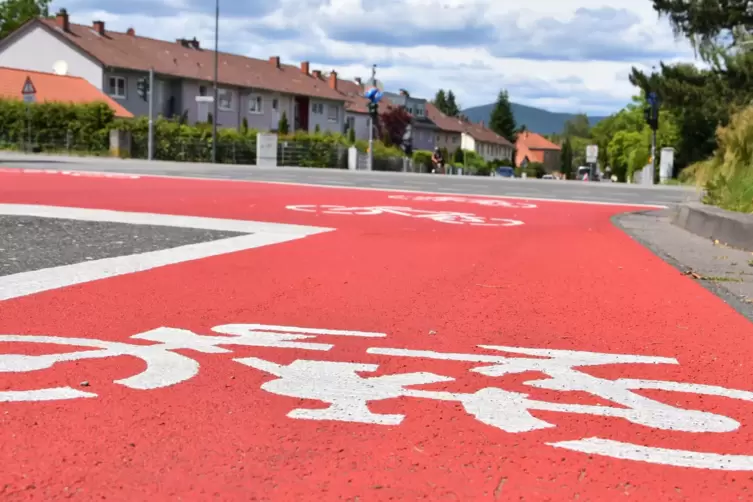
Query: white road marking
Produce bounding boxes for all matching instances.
[0,204,333,301]
[0,169,669,208]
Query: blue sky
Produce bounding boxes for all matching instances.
[52,0,696,116]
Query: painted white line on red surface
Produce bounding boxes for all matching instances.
[0,167,669,208]
[0,204,333,301]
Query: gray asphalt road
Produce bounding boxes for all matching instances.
[0,215,241,276]
[0,152,700,206]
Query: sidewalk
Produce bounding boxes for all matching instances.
[615,209,753,322]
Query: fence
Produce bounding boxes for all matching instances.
[0,131,110,155]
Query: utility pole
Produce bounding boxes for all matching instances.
[148,67,154,161]
[367,64,376,171]
[646,91,659,185]
[211,0,219,163]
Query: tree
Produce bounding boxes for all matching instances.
[347,125,356,143]
[379,106,412,147]
[278,111,289,135]
[1,0,50,39]
[563,114,590,137]
[453,147,464,164]
[560,137,573,178]
[445,90,460,117]
[314,123,321,133]
[488,90,517,143]
[433,90,448,114]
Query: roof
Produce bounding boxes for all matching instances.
[426,102,464,132]
[516,131,561,151]
[33,17,345,102]
[463,121,514,146]
[0,66,132,117]
[515,144,544,166]
[334,77,369,114]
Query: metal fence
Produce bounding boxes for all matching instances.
[0,131,110,155]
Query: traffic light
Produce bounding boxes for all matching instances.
[644,106,658,130]
[368,101,378,119]
[136,77,149,101]
[401,125,413,157]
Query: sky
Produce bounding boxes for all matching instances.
[50,0,697,116]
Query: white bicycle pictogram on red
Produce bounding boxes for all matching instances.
[3,324,753,471]
[286,205,524,226]
[387,195,537,209]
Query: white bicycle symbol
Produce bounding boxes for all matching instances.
[286,205,524,227]
[387,195,537,209]
[3,324,753,471]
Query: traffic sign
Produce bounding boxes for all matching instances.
[21,76,36,95]
[647,91,658,106]
[586,144,598,163]
[21,76,36,104]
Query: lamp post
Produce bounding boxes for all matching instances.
[211,0,219,163]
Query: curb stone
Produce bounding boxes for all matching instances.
[671,202,753,251]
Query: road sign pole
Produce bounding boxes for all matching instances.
[148,67,154,161]
[650,128,656,185]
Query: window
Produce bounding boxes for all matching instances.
[312,103,324,114]
[272,98,278,111]
[199,85,207,96]
[346,116,355,131]
[108,76,126,98]
[328,104,338,122]
[248,94,263,114]
[218,88,233,111]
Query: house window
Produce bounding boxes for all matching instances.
[199,85,207,96]
[248,94,263,114]
[328,104,338,122]
[312,103,324,114]
[108,76,126,98]
[218,88,233,111]
[346,116,355,131]
[272,98,278,111]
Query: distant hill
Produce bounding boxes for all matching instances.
[462,102,607,135]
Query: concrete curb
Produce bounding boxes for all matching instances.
[671,202,753,251]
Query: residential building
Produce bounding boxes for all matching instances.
[0,66,132,117]
[383,90,437,151]
[0,9,347,133]
[460,120,514,162]
[426,102,463,153]
[515,131,562,172]
[332,76,373,141]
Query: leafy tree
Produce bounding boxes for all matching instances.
[453,147,464,164]
[314,123,321,133]
[347,125,355,143]
[278,111,289,135]
[563,113,590,137]
[379,106,412,147]
[0,0,50,39]
[241,117,248,133]
[445,90,460,117]
[433,90,448,113]
[489,89,517,143]
[560,136,573,178]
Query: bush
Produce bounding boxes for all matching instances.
[412,150,433,171]
[693,105,753,212]
[0,99,115,153]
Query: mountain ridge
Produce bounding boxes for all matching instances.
[462,102,608,135]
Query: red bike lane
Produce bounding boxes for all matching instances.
[1,170,753,500]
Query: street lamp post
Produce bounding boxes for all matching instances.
[211,0,219,163]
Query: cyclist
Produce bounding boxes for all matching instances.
[431,147,444,174]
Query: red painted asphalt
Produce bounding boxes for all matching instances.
[2,170,753,500]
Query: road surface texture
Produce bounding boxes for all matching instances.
[2,168,752,500]
[0,151,699,206]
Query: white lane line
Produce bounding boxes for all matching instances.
[0,169,668,208]
[0,204,333,301]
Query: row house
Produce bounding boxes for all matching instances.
[0,9,347,134]
[515,131,562,172]
[382,90,437,151]
[428,103,514,162]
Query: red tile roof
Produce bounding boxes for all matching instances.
[0,66,132,117]
[463,121,514,146]
[34,17,345,102]
[426,102,465,132]
[516,130,561,151]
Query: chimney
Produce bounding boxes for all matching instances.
[93,20,105,36]
[354,77,362,87]
[328,69,337,90]
[312,70,322,79]
[300,61,309,75]
[191,37,200,49]
[55,8,69,31]
[126,27,135,36]
[269,56,280,68]
[480,120,485,127]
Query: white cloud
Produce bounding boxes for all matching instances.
[53,0,696,115]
